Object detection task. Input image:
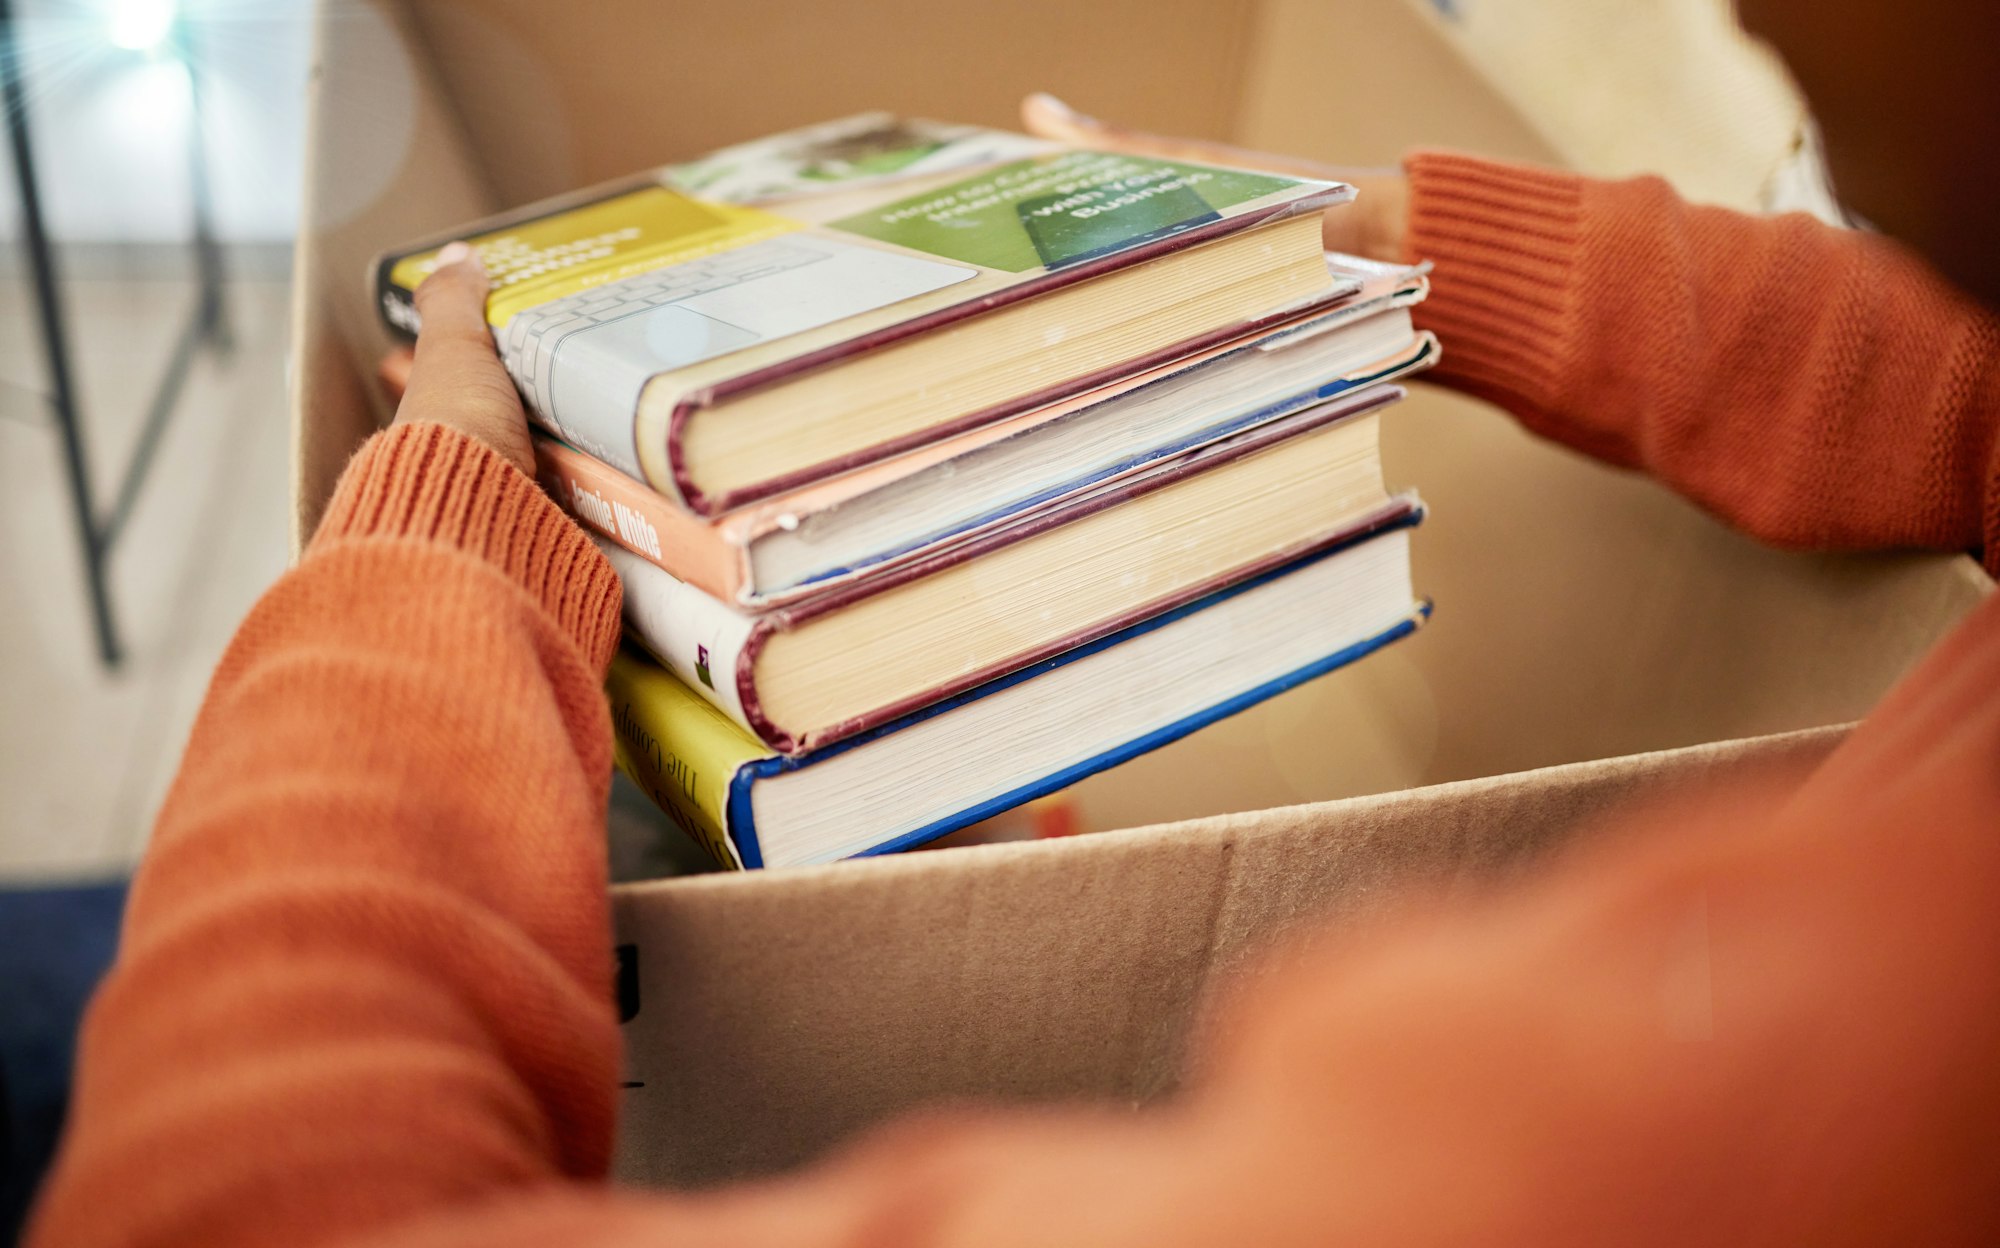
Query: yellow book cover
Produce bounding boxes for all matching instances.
[607,649,771,870]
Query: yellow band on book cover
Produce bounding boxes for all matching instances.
[388,187,800,328]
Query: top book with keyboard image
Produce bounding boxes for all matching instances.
[373,114,1352,515]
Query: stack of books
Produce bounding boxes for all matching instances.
[376,115,1436,869]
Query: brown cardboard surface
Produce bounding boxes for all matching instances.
[402,0,1264,209]
[1237,0,1559,167]
[611,724,1841,1186]
[296,0,1992,1191]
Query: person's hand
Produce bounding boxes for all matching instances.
[1020,93,1411,265]
[388,242,535,477]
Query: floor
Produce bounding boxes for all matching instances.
[0,272,294,883]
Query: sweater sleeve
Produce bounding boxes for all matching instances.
[1404,152,2000,574]
[28,423,626,1248]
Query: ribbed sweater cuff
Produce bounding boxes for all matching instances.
[1403,152,1585,412]
[312,423,623,672]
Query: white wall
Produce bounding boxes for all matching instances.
[0,0,313,244]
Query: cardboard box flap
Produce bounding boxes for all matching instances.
[612,723,1841,1187]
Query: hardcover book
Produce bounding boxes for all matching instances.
[374,113,1352,514]
[609,516,1426,869]
[603,396,1418,755]
[541,255,1434,606]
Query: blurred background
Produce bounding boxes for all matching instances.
[0,0,310,882]
[0,0,1831,1236]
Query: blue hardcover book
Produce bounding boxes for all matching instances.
[609,507,1426,869]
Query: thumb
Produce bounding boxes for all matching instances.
[1020,92,1107,147]
[410,241,494,342]
[395,242,535,476]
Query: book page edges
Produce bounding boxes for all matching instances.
[647,194,1349,510]
[751,495,1423,755]
[728,543,1429,867]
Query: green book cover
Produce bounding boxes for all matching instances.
[374,113,1347,506]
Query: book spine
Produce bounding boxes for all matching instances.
[535,436,751,603]
[606,651,771,870]
[593,538,766,741]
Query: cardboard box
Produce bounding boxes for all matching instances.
[295,0,1991,1188]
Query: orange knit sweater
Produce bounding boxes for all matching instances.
[28,156,2000,1247]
